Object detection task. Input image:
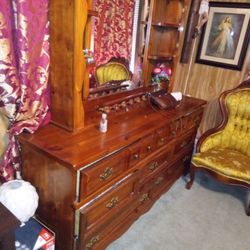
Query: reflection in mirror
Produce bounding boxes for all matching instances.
[85,0,147,99]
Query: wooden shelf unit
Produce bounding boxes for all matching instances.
[140,0,187,90]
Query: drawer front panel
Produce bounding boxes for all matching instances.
[182,109,203,131]
[174,129,196,154]
[188,109,203,129]
[80,150,129,197]
[140,133,157,159]
[80,172,137,231]
[79,197,137,250]
[169,118,182,138]
[155,126,169,148]
[151,159,184,198]
[128,141,142,166]
[142,146,173,178]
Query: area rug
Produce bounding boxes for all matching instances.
[107,172,250,250]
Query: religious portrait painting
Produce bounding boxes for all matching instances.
[196,2,250,70]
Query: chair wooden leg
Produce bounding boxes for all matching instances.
[246,201,250,216]
[186,164,195,190]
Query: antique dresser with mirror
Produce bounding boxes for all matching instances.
[18,0,206,249]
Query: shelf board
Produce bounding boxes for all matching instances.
[88,9,98,17]
[152,22,180,29]
[148,54,174,61]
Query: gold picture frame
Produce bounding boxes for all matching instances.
[196,2,250,70]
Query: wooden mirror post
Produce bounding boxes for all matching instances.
[49,0,89,132]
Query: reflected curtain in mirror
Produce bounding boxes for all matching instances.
[94,0,136,66]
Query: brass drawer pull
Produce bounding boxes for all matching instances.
[133,153,139,160]
[147,145,151,151]
[139,193,149,203]
[86,235,100,249]
[171,131,176,137]
[106,196,119,209]
[160,137,165,142]
[194,116,200,123]
[180,141,187,148]
[99,167,113,181]
[148,161,159,171]
[155,176,164,185]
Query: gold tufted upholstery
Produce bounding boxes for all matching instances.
[95,60,131,85]
[0,112,9,160]
[186,81,250,215]
[192,148,250,184]
[199,90,250,156]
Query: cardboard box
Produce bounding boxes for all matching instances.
[15,217,55,250]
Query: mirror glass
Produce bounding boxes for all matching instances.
[85,0,148,99]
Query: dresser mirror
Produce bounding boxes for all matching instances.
[85,0,150,100]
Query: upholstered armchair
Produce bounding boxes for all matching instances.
[186,80,250,215]
[95,57,132,85]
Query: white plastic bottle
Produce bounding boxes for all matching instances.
[99,113,108,133]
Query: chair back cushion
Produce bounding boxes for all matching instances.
[201,88,250,157]
[95,62,131,85]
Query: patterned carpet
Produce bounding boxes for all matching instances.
[107,172,250,250]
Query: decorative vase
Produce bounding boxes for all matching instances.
[0,180,39,223]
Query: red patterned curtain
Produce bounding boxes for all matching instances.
[0,0,50,182]
[94,0,136,66]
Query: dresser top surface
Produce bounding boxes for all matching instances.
[18,96,206,169]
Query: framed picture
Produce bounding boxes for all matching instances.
[196,2,250,70]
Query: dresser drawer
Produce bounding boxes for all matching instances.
[141,145,173,179]
[128,141,142,167]
[155,126,169,148]
[80,172,137,232]
[80,150,129,197]
[140,133,157,159]
[182,109,203,131]
[189,109,203,129]
[151,159,184,199]
[174,130,196,154]
[79,194,138,250]
[77,203,137,250]
[169,118,182,138]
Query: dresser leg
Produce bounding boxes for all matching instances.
[186,164,195,189]
[0,232,16,250]
[246,201,250,216]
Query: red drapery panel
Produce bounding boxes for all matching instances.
[94,0,136,66]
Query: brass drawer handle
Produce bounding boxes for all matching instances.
[86,235,100,249]
[133,153,139,160]
[106,196,119,209]
[160,137,165,142]
[148,161,159,171]
[194,116,200,123]
[99,167,113,181]
[155,176,164,185]
[171,131,176,137]
[180,141,187,148]
[139,193,149,203]
[147,145,151,151]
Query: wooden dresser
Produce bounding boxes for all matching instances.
[18,96,206,250]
